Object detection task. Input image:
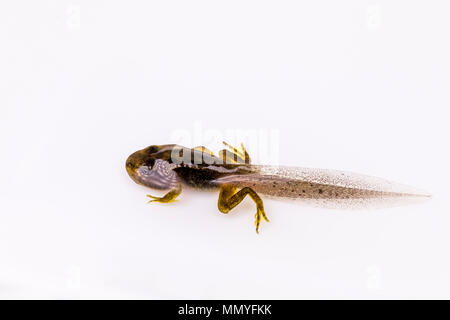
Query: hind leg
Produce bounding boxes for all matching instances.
[218,184,269,233]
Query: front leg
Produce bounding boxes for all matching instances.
[147,185,182,203]
[218,184,269,234]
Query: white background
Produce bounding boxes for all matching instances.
[1,1,449,299]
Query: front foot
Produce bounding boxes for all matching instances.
[147,186,181,203]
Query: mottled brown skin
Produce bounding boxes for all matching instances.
[126,144,257,190]
[126,143,268,232]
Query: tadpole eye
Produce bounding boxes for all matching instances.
[147,146,158,153]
